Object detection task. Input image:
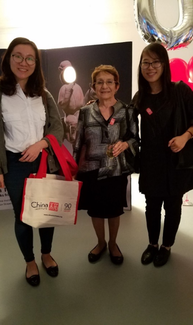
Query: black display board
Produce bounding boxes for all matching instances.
[41,42,132,104]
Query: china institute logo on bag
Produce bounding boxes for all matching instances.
[21,194,78,228]
[30,200,72,213]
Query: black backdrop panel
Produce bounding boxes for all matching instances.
[0,42,132,104]
[41,42,132,104]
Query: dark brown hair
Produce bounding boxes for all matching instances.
[0,37,45,97]
[137,42,172,108]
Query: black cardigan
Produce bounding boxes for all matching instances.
[133,81,193,196]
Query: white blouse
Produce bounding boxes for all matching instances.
[2,84,46,153]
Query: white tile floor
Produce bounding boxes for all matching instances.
[0,174,193,325]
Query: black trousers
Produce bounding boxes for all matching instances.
[4,151,55,262]
[145,195,183,247]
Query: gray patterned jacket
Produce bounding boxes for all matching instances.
[73,100,139,179]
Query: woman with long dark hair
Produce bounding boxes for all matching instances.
[0,37,64,286]
[132,42,193,267]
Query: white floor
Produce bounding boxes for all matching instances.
[0,174,193,325]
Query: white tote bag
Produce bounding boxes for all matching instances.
[20,135,82,228]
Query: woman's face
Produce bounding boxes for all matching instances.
[10,44,36,85]
[94,71,119,101]
[141,51,164,86]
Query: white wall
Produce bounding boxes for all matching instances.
[0,0,192,96]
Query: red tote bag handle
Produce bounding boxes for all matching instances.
[36,135,73,181]
[61,144,78,176]
[36,149,49,178]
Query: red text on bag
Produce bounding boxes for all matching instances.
[49,202,59,211]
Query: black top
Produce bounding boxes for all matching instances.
[136,83,193,196]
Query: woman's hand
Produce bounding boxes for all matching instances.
[168,133,190,153]
[113,141,129,157]
[0,174,5,188]
[19,140,48,162]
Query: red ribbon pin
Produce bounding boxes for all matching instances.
[110,118,115,125]
[146,108,153,115]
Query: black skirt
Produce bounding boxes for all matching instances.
[77,170,128,218]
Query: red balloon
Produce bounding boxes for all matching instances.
[169,58,189,83]
[187,81,193,90]
[187,57,193,83]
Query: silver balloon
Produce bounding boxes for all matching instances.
[134,0,193,50]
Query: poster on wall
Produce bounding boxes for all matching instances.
[0,188,13,210]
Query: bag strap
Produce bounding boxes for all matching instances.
[61,144,78,176]
[36,135,73,180]
[36,149,48,178]
[46,134,73,180]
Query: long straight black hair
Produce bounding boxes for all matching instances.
[136,42,172,109]
[0,37,45,98]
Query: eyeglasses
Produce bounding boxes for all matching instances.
[95,80,116,86]
[11,54,36,66]
[141,60,162,69]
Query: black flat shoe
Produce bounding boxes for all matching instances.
[141,244,159,265]
[25,265,40,287]
[109,244,124,265]
[153,246,171,267]
[42,256,59,277]
[88,243,107,263]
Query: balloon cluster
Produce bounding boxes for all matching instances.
[134,0,193,50]
[170,57,193,89]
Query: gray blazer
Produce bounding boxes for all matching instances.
[0,89,64,174]
[73,100,139,179]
